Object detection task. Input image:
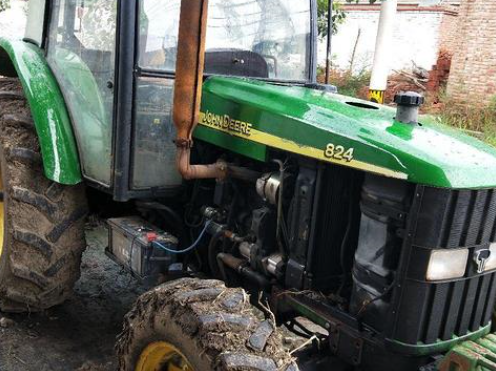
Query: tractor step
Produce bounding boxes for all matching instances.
[439,333,496,371]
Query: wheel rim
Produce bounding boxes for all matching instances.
[136,342,194,371]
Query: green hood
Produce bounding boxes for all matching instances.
[194,76,496,189]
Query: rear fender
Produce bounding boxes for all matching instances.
[0,39,82,185]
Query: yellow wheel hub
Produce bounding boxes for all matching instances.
[136,342,193,371]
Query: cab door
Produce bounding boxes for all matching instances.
[112,0,183,201]
[129,0,183,191]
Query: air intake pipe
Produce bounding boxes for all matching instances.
[172,0,226,180]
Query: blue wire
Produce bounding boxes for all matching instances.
[152,220,212,255]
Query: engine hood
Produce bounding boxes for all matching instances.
[194,76,496,189]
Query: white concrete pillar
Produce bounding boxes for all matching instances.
[369,0,397,103]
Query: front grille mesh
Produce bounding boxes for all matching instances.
[392,187,496,345]
[393,272,496,344]
[415,188,496,249]
[424,274,496,343]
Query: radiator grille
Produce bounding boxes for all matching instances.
[393,273,496,344]
[415,188,496,249]
[391,187,496,345]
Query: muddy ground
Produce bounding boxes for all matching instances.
[0,224,145,371]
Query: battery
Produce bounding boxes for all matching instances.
[107,216,178,280]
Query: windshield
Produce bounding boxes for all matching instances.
[139,0,312,81]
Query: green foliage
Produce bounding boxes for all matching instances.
[0,0,10,12]
[318,0,378,37]
[333,70,371,99]
[318,67,371,99]
[438,94,496,147]
[317,0,346,36]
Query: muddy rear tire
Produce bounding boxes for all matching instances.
[117,278,297,371]
[0,77,88,312]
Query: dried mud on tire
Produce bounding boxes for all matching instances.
[0,225,145,371]
[0,78,87,312]
[117,278,298,371]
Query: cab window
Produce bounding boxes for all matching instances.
[47,0,118,186]
[139,0,312,81]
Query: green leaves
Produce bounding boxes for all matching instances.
[317,0,345,37]
[0,0,10,12]
[317,0,378,37]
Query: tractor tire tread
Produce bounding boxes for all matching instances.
[12,229,54,259]
[46,206,87,243]
[5,147,42,166]
[0,77,87,313]
[12,186,58,219]
[2,113,35,131]
[117,278,297,371]
[0,91,24,101]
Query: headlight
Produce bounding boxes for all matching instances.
[426,248,468,281]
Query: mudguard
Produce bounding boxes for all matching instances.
[0,38,82,185]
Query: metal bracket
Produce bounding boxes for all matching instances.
[329,324,363,366]
[329,324,340,353]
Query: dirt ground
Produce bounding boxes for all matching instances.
[0,224,146,371]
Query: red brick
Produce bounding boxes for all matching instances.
[447,0,496,105]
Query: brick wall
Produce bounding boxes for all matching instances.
[438,10,459,54]
[447,0,496,105]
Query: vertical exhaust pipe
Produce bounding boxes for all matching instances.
[173,0,226,180]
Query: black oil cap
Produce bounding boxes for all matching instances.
[394,91,424,107]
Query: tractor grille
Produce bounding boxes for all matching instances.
[390,187,496,346]
[414,188,496,249]
[392,272,496,344]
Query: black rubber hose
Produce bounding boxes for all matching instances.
[136,201,184,231]
[337,192,354,296]
[208,230,225,278]
[135,200,191,246]
[217,253,271,289]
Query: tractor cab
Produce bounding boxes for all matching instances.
[33,0,316,200]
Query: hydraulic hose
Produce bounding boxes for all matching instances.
[217,253,270,289]
[153,221,211,255]
[208,230,226,277]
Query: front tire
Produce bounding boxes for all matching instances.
[0,77,88,312]
[117,278,297,371]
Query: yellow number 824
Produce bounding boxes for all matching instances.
[324,143,354,162]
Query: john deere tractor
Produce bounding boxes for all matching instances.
[1,0,496,370]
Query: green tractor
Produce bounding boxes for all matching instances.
[1,0,496,370]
